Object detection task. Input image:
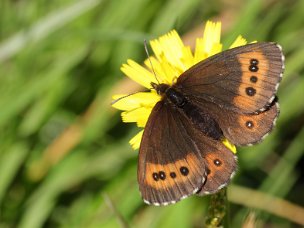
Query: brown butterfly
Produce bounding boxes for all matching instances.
[137,42,284,206]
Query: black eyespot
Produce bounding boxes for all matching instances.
[250,59,259,65]
[246,120,254,129]
[152,172,159,181]
[249,65,259,72]
[159,171,166,180]
[250,76,258,83]
[170,172,176,178]
[214,159,222,167]
[180,166,189,176]
[246,87,256,96]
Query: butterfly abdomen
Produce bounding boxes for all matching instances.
[182,102,223,140]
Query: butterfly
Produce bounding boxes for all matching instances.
[137,42,284,206]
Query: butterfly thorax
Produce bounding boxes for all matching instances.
[151,82,186,107]
[151,82,223,140]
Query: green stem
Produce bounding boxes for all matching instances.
[205,188,228,228]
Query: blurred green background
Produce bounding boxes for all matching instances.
[0,0,304,227]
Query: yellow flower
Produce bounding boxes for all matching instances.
[112,21,247,153]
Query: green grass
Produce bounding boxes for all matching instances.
[0,0,304,227]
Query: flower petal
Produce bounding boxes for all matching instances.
[143,57,174,84]
[121,106,153,127]
[229,35,247,49]
[181,46,195,69]
[130,130,144,150]
[121,60,157,88]
[222,138,237,154]
[194,21,222,63]
[112,92,159,111]
[150,30,188,72]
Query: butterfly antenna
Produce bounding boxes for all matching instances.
[144,40,160,85]
[111,91,141,105]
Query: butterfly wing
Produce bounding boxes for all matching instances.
[138,101,237,205]
[216,101,279,146]
[190,98,279,146]
[138,101,206,205]
[176,42,284,114]
[196,143,237,196]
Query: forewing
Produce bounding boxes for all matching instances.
[176,42,284,114]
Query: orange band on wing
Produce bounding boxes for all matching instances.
[234,50,271,111]
[144,153,201,189]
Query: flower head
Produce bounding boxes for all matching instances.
[112,21,247,152]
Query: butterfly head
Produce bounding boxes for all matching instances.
[151,82,169,95]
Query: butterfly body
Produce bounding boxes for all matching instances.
[138,42,284,206]
[152,82,223,140]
